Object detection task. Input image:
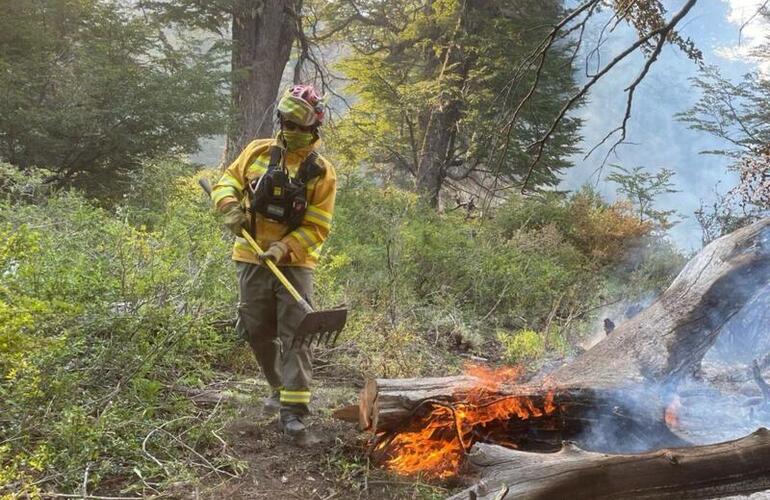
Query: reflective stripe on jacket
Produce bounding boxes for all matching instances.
[212,138,337,269]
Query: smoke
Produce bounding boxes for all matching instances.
[579,293,657,351]
[576,275,770,453]
[706,286,770,364]
[573,384,686,454]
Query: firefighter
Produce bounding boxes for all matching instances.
[211,85,336,446]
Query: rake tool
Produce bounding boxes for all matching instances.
[199,178,347,348]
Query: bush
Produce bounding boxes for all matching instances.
[0,163,244,495]
[497,329,545,365]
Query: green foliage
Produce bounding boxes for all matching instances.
[678,66,770,157]
[622,239,688,297]
[324,0,581,200]
[497,329,544,365]
[606,165,679,228]
[0,0,226,195]
[678,64,770,241]
[0,163,241,495]
[321,175,681,378]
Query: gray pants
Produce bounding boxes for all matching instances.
[235,262,314,417]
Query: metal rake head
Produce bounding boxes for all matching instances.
[290,307,347,349]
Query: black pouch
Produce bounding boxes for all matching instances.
[248,147,323,234]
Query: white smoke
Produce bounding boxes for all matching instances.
[579,293,657,351]
[577,270,770,452]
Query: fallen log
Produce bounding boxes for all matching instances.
[549,216,770,389]
[355,375,479,431]
[337,218,770,437]
[448,428,770,500]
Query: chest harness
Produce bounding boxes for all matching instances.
[247,145,324,238]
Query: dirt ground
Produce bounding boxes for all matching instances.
[194,379,459,500]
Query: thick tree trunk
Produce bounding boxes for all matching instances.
[447,428,770,500]
[225,0,299,165]
[416,103,463,209]
[414,1,473,209]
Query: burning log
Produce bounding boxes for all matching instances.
[334,218,770,482]
[355,375,481,431]
[448,428,770,500]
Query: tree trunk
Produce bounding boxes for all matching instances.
[546,216,770,390]
[414,1,472,209]
[225,0,299,165]
[447,428,770,500]
[416,104,461,209]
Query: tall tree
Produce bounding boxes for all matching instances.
[229,1,301,160]
[141,0,303,164]
[324,0,582,208]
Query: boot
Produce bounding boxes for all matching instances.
[280,414,321,447]
[262,389,281,416]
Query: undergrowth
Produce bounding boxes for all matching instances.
[0,162,685,496]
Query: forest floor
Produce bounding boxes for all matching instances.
[182,376,457,500]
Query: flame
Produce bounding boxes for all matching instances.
[377,364,557,478]
[665,395,681,429]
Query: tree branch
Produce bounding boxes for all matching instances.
[518,0,699,192]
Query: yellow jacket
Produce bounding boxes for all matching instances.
[212,138,337,269]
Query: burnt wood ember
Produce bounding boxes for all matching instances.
[448,428,770,500]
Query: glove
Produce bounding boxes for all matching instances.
[221,202,247,237]
[259,241,289,264]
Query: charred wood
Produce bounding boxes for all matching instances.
[448,428,770,500]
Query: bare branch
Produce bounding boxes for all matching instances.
[739,0,770,46]
[583,19,672,168]
[518,0,699,193]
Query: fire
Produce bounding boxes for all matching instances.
[377,364,557,478]
[665,395,681,429]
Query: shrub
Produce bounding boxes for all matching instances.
[0,163,243,495]
[497,329,545,365]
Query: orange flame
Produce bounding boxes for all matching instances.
[378,364,557,478]
[665,395,681,429]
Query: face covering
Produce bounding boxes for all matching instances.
[282,130,315,151]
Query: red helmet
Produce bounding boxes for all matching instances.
[277,84,325,126]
